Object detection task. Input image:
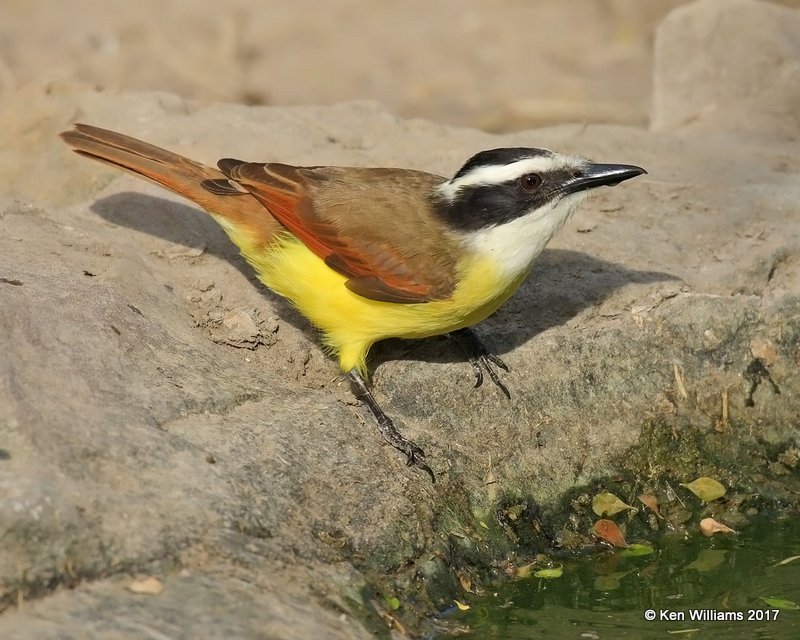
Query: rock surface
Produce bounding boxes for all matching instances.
[652,0,800,137]
[0,0,688,131]
[1,1,799,638]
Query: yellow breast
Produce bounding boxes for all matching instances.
[233,233,527,375]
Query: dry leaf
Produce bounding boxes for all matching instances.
[592,492,635,517]
[681,477,726,502]
[593,519,628,547]
[127,576,164,595]
[457,572,472,592]
[515,563,534,579]
[699,517,736,537]
[773,555,800,567]
[454,600,470,611]
[370,599,406,635]
[638,494,663,518]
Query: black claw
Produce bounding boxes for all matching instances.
[416,459,436,483]
[486,353,510,372]
[484,362,511,399]
[449,327,511,398]
[405,444,434,481]
[471,361,484,388]
[403,444,435,482]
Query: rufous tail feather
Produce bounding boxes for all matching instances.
[60,124,280,247]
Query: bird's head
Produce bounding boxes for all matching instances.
[435,147,646,277]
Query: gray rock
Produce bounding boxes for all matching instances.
[1,40,799,636]
[652,0,800,137]
[0,0,688,131]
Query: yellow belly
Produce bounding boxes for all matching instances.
[234,233,527,375]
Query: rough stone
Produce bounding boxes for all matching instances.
[1,5,799,633]
[652,0,800,138]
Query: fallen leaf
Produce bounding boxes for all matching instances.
[457,572,472,592]
[699,517,736,537]
[515,563,533,579]
[638,494,663,518]
[593,571,630,591]
[620,543,655,557]
[593,519,628,547]
[127,576,164,595]
[592,492,635,517]
[454,600,471,611]
[686,549,727,572]
[680,477,726,502]
[533,567,563,579]
[759,597,799,610]
[371,599,407,635]
[773,555,800,567]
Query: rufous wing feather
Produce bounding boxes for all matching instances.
[218,160,458,303]
[61,125,458,305]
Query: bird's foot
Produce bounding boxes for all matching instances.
[448,327,511,399]
[389,430,434,482]
[348,369,435,482]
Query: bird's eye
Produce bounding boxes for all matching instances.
[519,173,542,191]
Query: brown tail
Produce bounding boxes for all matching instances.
[60,124,280,247]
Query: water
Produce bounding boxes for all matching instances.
[442,514,800,639]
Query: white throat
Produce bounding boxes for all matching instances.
[461,194,585,280]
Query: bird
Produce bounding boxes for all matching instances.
[60,124,646,480]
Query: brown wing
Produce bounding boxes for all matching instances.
[60,124,281,248]
[218,161,458,303]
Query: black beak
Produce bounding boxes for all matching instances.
[564,163,647,195]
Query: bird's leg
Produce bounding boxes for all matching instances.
[448,327,511,399]
[347,369,435,482]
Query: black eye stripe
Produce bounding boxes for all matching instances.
[433,167,578,232]
[434,182,540,231]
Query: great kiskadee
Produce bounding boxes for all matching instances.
[60,124,645,480]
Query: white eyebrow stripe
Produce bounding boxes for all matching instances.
[438,154,581,201]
